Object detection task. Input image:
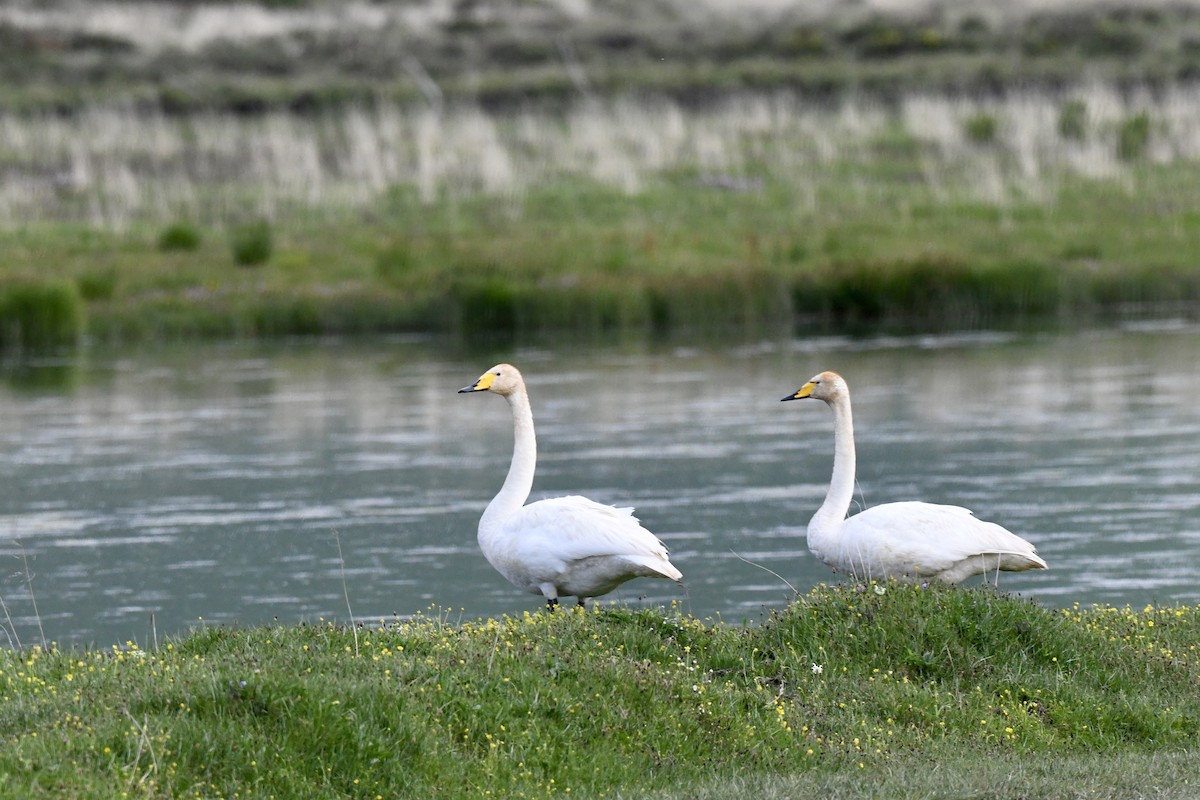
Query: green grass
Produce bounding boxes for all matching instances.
[229,220,275,267]
[0,279,86,352]
[157,222,203,253]
[1117,113,1153,161]
[655,751,1200,800]
[4,155,1200,350]
[1,583,1197,798]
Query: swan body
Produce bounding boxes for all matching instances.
[783,371,1047,583]
[459,363,682,607]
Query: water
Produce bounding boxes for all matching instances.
[1,325,1198,646]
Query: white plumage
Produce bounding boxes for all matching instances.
[783,370,1047,584]
[459,363,682,607]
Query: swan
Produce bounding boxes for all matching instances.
[782,370,1047,584]
[458,363,683,608]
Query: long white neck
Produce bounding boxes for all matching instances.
[480,385,537,534]
[809,392,856,540]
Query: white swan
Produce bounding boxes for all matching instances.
[783,370,1047,584]
[459,363,683,608]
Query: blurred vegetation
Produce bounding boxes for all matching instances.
[1058,99,1090,140]
[229,219,274,267]
[1,157,1198,348]
[963,113,998,144]
[0,279,85,352]
[157,221,203,252]
[1116,112,1153,160]
[3,1,1200,349]
[2,1,1200,114]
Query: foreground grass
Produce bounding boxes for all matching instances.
[2,583,1197,798]
[660,750,1200,800]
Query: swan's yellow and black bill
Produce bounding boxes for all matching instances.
[458,371,497,393]
[782,381,817,402]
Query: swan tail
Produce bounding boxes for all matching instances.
[1007,550,1048,571]
[625,554,683,582]
[935,549,1046,583]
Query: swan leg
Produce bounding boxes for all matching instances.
[540,582,560,610]
[577,597,586,609]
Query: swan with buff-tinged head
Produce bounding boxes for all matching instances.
[459,364,683,608]
[782,370,1047,584]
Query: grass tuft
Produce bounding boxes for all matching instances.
[229,220,274,267]
[76,268,118,302]
[0,279,86,352]
[157,221,203,252]
[1116,113,1152,161]
[963,113,998,144]
[1058,99,1089,140]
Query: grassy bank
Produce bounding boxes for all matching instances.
[6,5,1200,347]
[1,583,1197,798]
[5,158,1200,349]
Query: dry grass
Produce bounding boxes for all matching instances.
[0,83,1195,229]
[6,0,1200,53]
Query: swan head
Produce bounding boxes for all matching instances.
[781,370,847,404]
[458,363,525,397]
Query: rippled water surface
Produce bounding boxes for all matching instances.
[2,325,1199,645]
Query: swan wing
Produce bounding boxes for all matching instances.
[493,496,681,581]
[834,501,1044,578]
[525,496,677,566]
